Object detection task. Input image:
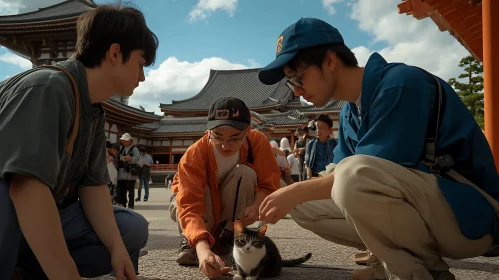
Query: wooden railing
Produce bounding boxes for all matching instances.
[151,164,178,171]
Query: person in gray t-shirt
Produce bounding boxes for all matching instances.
[0,4,158,280]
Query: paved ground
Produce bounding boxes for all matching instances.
[91,187,499,280]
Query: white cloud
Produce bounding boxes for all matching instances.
[0,0,23,15]
[0,53,32,70]
[248,59,262,68]
[189,0,238,22]
[348,0,469,82]
[322,0,343,15]
[129,56,255,114]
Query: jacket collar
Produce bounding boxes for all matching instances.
[358,52,388,116]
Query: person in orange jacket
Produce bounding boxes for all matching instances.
[168,97,281,278]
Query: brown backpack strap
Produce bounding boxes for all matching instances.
[37,65,80,156]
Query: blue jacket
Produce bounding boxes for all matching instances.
[334,52,499,242]
[305,137,337,174]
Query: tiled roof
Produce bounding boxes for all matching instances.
[0,0,96,24]
[146,109,310,135]
[160,68,293,111]
[291,99,347,113]
[136,116,207,134]
[136,122,161,130]
[105,99,163,119]
[151,123,207,134]
[261,110,310,126]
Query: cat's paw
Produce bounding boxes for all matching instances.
[246,277,258,280]
[233,274,244,280]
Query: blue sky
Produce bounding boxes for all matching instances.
[0,0,470,113]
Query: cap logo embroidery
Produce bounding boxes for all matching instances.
[276,36,284,54]
[233,109,240,118]
[215,109,229,119]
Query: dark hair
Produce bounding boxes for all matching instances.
[111,143,121,150]
[288,44,358,71]
[139,147,146,153]
[315,114,333,128]
[75,3,159,68]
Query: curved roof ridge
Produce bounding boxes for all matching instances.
[209,67,261,74]
[0,0,96,23]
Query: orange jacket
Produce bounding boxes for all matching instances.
[172,129,280,248]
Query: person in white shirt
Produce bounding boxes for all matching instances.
[287,150,300,182]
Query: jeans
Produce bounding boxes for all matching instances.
[0,179,149,280]
[138,177,150,200]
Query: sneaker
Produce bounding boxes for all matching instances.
[353,250,376,266]
[176,237,197,266]
[351,256,387,280]
[144,198,148,202]
[139,249,149,258]
[135,198,140,202]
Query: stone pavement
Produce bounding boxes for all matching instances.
[91,187,499,280]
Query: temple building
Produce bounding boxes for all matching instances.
[0,0,344,175]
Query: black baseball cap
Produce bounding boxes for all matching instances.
[207,97,251,131]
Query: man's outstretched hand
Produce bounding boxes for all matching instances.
[259,185,300,225]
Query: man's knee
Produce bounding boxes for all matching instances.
[239,164,257,182]
[333,155,382,211]
[115,208,149,252]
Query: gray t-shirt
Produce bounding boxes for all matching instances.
[0,59,110,209]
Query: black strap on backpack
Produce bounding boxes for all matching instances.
[415,67,448,174]
[245,137,254,164]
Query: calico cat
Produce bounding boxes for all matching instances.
[232,220,312,280]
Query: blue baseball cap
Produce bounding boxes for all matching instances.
[258,18,344,85]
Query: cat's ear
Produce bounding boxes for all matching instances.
[234,220,244,235]
[257,223,267,235]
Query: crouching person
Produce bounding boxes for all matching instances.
[0,3,156,280]
[169,97,281,279]
[257,17,499,280]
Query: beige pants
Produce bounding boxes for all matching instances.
[290,155,493,279]
[169,164,257,236]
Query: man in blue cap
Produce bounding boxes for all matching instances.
[257,17,499,280]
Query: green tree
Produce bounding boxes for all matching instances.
[448,55,484,129]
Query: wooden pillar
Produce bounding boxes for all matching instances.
[291,132,295,150]
[483,0,499,171]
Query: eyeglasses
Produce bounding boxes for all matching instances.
[285,65,311,91]
[209,133,246,146]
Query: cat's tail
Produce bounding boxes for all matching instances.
[281,253,312,267]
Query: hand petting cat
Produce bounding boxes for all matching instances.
[197,246,231,278]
